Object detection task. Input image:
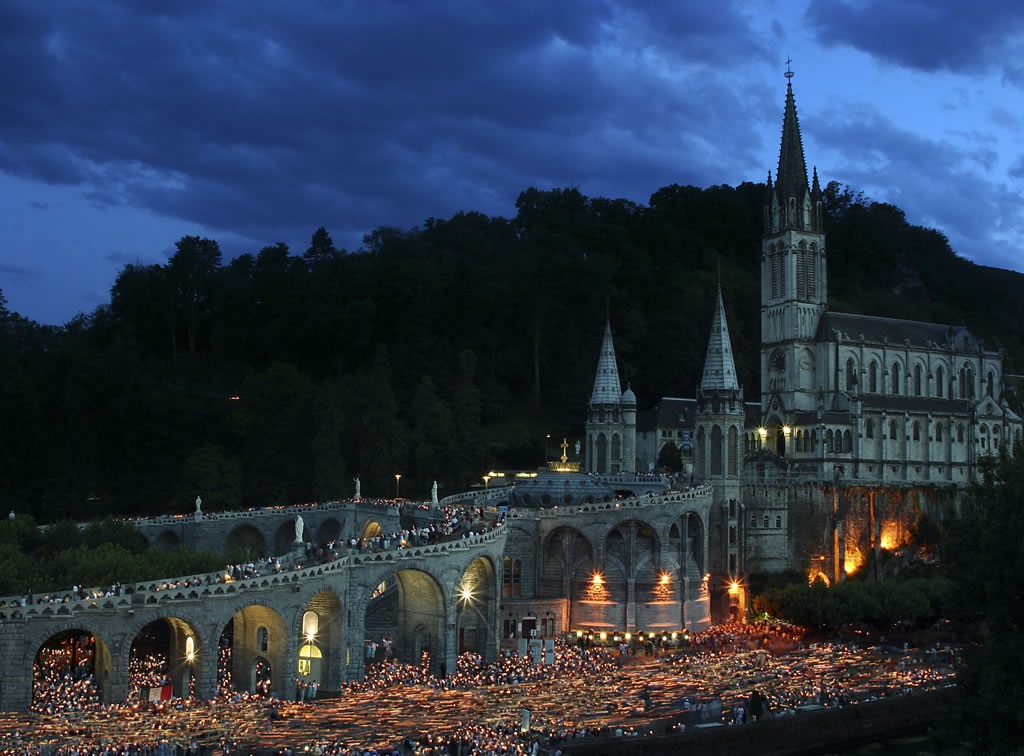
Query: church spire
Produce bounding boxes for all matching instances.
[700,286,740,392]
[590,317,623,404]
[775,74,810,214]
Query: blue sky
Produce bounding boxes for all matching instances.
[2,0,1023,326]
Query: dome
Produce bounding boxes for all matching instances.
[508,471,617,509]
[621,386,637,404]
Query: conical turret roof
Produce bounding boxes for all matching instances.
[590,319,623,404]
[700,287,740,391]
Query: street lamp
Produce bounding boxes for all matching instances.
[395,473,401,498]
[483,475,491,490]
[544,434,551,463]
[757,427,767,450]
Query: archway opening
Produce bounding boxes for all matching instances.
[32,629,111,712]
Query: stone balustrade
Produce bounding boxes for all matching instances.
[0,522,507,622]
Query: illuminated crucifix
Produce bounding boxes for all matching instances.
[560,437,569,463]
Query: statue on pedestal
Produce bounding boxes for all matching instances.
[354,476,361,500]
[294,514,305,544]
[431,480,439,506]
[194,496,203,515]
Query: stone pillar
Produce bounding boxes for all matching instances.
[440,601,458,680]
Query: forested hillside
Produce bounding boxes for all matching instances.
[2,181,1022,521]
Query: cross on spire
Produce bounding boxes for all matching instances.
[785,56,794,79]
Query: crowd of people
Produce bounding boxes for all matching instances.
[0,618,962,756]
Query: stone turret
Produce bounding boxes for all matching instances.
[585,318,637,473]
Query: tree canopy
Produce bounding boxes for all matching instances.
[1,182,1022,520]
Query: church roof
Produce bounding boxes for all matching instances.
[700,287,740,391]
[818,312,984,353]
[636,397,696,432]
[590,319,624,405]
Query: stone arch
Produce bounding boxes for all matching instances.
[360,519,384,542]
[316,517,343,547]
[361,567,448,675]
[274,520,299,554]
[154,529,181,549]
[292,588,343,692]
[31,625,115,710]
[219,602,289,697]
[225,524,267,560]
[456,556,497,656]
[127,615,204,701]
[540,526,595,627]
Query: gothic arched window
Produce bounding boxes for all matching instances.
[987,370,995,397]
[889,420,899,441]
[796,241,806,299]
[936,366,944,398]
[957,424,965,443]
[936,423,943,442]
[869,361,878,393]
[710,425,723,476]
[891,363,900,394]
[914,365,922,396]
[845,358,856,391]
[912,422,921,442]
[865,419,874,439]
[843,430,852,452]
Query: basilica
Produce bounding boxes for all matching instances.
[583,75,1022,588]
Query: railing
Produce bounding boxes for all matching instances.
[0,523,507,622]
[505,483,713,519]
[128,498,406,528]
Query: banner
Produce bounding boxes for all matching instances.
[141,684,173,702]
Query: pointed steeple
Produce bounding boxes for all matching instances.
[590,318,623,404]
[700,287,740,391]
[775,78,810,211]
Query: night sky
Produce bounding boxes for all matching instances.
[3,0,1023,325]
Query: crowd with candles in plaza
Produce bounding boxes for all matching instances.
[0,615,958,756]
[0,499,960,755]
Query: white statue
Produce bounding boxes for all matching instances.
[354,476,361,500]
[431,480,439,505]
[195,496,203,515]
[575,440,581,456]
[294,514,305,543]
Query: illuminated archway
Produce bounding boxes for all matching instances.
[128,617,202,702]
[456,557,496,655]
[31,629,112,712]
[363,568,446,676]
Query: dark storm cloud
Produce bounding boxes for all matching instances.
[0,0,772,252]
[806,0,1024,78]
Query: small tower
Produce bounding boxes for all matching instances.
[695,285,746,600]
[694,286,744,504]
[585,319,637,473]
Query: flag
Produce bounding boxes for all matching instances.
[141,684,173,702]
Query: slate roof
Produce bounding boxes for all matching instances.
[817,312,982,352]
